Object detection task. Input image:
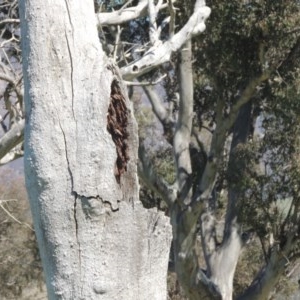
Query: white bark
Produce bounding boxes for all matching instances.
[96,0,170,26]
[174,40,193,200]
[170,40,222,300]
[208,226,243,300]
[19,0,171,299]
[120,0,211,80]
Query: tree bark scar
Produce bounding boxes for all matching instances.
[107,78,129,184]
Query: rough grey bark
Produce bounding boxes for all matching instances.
[19,0,171,299]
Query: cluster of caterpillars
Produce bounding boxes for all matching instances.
[107,79,130,184]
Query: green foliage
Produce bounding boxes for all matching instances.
[193,0,300,129]
[237,82,300,237]
[200,0,299,79]
[188,0,300,235]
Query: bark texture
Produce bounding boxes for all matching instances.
[19,0,171,299]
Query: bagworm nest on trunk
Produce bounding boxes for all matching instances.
[107,79,130,184]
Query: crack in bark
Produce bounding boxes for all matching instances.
[62,11,81,288]
[64,0,75,33]
[64,0,76,120]
[64,32,75,120]
[80,195,119,218]
[73,192,83,295]
[57,117,82,294]
[57,117,74,189]
[98,196,119,212]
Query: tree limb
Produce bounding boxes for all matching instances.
[97,0,171,26]
[138,144,176,207]
[148,0,160,46]
[193,71,271,211]
[224,101,252,242]
[226,71,271,131]
[173,40,193,204]
[0,119,24,161]
[0,18,20,25]
[125,74,166,86]
[0,148,23,165]
[120,0,211,79]
[167,0,176,37]
[237,248,287,300]
[143,84,175,142]
[0,72,23,100]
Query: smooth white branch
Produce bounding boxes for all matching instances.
[0,119,24,161]
[148,0,160,46]
[120,0,211,79]
[97,0,170,26]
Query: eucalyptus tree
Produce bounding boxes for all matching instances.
[114,1,300,299]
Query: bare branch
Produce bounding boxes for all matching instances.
[1,48,19,78]
[226,71,271,131]
[97,0,171,26]
[167,0,176,37]
[0,72,16,85]
[0,71,23,101]
[155,0,164,11]
[0,147,23,165]
[113,25,122,61]
[119,0,134,11]
[120,0,211,79]
[143,83,169,121]
[157,16,170,37]
[192,127,209,156]
[193,71,271,211]
[0,118,24,161]
[138,144,176,207]
[0,200,33,231]
[124,74,166,86]
[0,18,20,25]
[143,84,175,142]
[148,0,160,46]
[173,40,194,204]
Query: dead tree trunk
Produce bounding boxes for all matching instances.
[19,1,171,299]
